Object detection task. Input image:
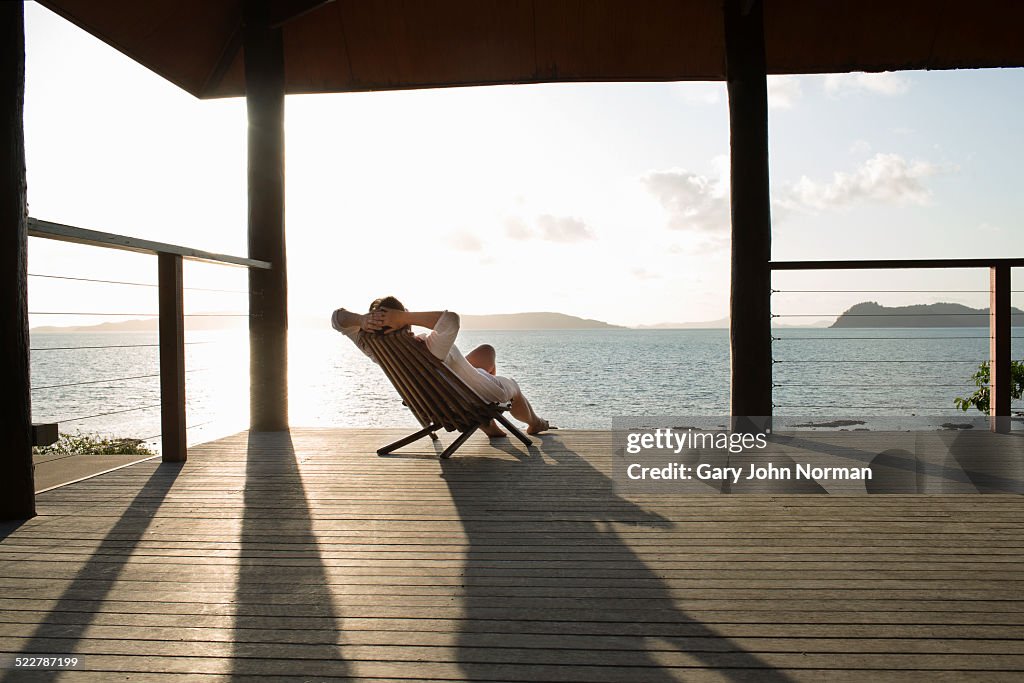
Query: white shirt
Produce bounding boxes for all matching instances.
[331,309,518,404]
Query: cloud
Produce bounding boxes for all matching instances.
[681,77,801,110]
[784,153,946,210]
[536,214,595,243]
[503,214,595,243]
[645,152,949,244]
[849,139,872,155]
[630,267,661,280]
[692,236,730,254]
[444,230,483,251]
[676,82,723,105]
[503,216,534,239]
[823,72,909,97]
[767,75,803,110]
[642,169,729,234]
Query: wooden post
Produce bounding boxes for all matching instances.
[724,0,772,425]
[243,0,288,431]
[158,253,187,461]
[990,264,1010,433]
[0,1,34,520]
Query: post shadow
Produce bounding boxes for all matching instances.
[229,431,349,680]
[0,462,182,683]
[0,520,27,542]
[440,434,794,682]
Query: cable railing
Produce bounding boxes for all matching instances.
[27,217,269,461]
[769,258,1024,430]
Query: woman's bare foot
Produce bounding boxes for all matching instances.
[481,420,507,438]
[527,417,553,435]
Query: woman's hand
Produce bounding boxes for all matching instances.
[363,307,405,333]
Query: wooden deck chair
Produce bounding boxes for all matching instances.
[362,331,533,458]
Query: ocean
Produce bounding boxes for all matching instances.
[29,327,1023,449]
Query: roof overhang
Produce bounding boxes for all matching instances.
[37,0,1024,99]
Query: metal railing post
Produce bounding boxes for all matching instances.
[990,264,1011,433]
[158,252,187,461]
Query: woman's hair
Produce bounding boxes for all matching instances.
[369,296,405,312]
[361,295,410,337]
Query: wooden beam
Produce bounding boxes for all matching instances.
[32,423,59,447]
[201,21,242,98]
[725,0,772,425]
[0,2,34,520]
[990,265,1011,433]
[27,218,271,269]
[269,0,335,28]
[244,0,289,431]
[159,253,187,461]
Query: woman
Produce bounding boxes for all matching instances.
[331,296,552,436]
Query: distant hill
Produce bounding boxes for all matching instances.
[637,318,729,329]
[636,317,832,329]
[775,319,833,329]
[461,312,624,330]
[32,311,624,333]
[832,301,1024,328]
[31,317,243,333]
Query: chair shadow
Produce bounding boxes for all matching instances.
[229,431,349,680]
[440,434,794,682]
[482,435,536,461]
[0,462,182,683]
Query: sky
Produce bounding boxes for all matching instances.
[22,1,1024,329]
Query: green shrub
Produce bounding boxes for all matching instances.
[954,360,1024,413]
[33,433,155,456]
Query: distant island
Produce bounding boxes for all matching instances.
[637,317,831,329]
[32,311,626,333]
[30,309,852,332]
[461,312,624,330]
[31,317,244,333]
[637,318,729,329]
[832,301,1024,328]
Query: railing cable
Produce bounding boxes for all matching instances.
[31,342,211,352]
[57,403,163,424]
[774,359,990,363]
[138,420,214,442]
[28,272,248,294]
[773,335,994,340]
[29,311,247,316]
[32,368,208,391]
[771,288,1019,293]
[773,404,979,410]
[773,382,978,387]
[773,312,1024,317]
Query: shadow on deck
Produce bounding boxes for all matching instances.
[0,428,1022,681]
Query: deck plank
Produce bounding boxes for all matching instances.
[1,428,1022,681]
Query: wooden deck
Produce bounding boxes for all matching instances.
[1,428,1023,681]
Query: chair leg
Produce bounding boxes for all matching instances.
[493,413,532,446]
[440,426,478,459]
[414,415,440,441]
[378,423,441,455]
